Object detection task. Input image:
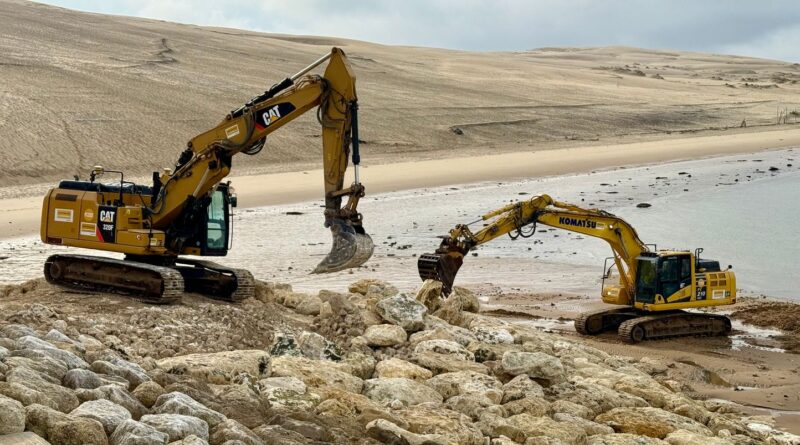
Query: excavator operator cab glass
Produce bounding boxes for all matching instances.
[658,256,681,298]
[205,189,229,253]
[635,257,658,304]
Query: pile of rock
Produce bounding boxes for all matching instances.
[0,278,798,445]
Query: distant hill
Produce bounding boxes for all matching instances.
[1,0,799,186]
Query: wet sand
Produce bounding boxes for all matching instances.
[3,127,800,240]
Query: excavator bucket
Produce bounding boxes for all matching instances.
[312,219,374,273]
[417,252,464,296]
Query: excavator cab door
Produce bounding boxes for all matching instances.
[634,256,659,304]
[204,187,230,254]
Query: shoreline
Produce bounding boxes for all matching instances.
[2,127,800,241]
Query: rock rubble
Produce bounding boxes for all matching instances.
[0,278,798,445]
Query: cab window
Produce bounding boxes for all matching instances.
[206,190,227,250]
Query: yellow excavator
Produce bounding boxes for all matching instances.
[40,47,373,303]
[418,194,736,342]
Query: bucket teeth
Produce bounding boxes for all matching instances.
[312,219,374,274]
[417,252,464,296]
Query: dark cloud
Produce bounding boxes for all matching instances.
[39,0,800,62]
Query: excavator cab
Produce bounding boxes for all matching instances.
[631,251,735,310]
[180,183,235,256]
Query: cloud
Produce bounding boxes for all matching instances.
[37,0,800,62]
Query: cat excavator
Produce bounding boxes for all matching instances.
[418,194,735,342]
[40,47,373,303]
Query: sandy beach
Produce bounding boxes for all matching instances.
[3,126,800,240]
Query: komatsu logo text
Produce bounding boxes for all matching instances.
[558,217,597,229]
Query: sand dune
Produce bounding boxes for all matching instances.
[1,0,800,188]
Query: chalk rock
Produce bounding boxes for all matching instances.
[415,279,443,313]
[473,325,515,345]
[550,399,594,420]
[446,393,504,420]
[251,425,308,445]
[508,413,587,444]
[141,413,209,442]
[587,434,668,445]
[363,377,443,407]
[70,399,132,435]
[425,370,503,404]
[375,294,428,332]
[366,418,448,445]
[270,356,363,393]
[397,405,484,445]
[109,419,169,445]
[296,331,341,361]
[553,412,614,435]
[375,358,433,381]
[294,295,322,316]
[5,355,69,381]
[412,352,489,375]
[152,392,226,428]
[0,394,25,434]
[268,332,341,362]
[62,368,107,390]
[2,324,39,339]
[554,381,648,417]
[257,376,318,410]
[501,351,566,384]
[5,366,80,412]
[171,435,209,445]
[269,416,333,442]
[349,279,398,297]
[501,374,545,403]
[75,384,148,420]
[44,329,84,352]
[596,407,712,439]
[414,339,474,361]
[432,287,480,327]
[363,324,408,346]
[209,419,263,445]
[91,357,151,389]
[25,403,108,445]
[157,351,271,385]
[664,429,734,445]
[502,395,551,417]
[132,381,165,408]
[15,335,89,370]
[0,381,60,410]
[210,384,273,429]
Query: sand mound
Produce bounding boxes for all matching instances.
[1,0,800,188]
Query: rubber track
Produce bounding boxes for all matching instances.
[44,254,184,304]
[618,312,731,343]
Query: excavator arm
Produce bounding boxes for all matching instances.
[419,194,648,295]
[147,47,372,273]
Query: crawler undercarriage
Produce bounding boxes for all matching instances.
[44,254,254,304]
[574,307,731,343]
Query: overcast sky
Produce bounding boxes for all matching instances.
[38,0,800,62]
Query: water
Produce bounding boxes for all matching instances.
[620,170,800,298]
[1,147,798,299]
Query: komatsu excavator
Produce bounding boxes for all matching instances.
[418,194,735,342]
[40,47,374,303]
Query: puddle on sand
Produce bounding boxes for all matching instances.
[728,320,787,353]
